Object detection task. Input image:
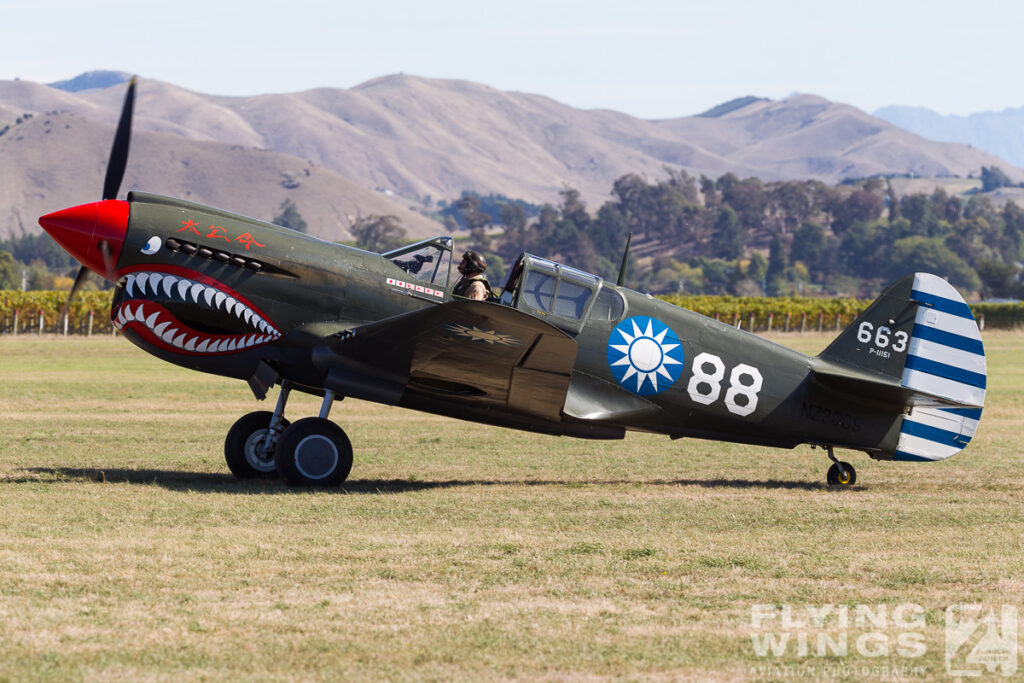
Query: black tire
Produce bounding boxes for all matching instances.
[275,417,353,487]
[224,411,290,479]
[826,462,856,486]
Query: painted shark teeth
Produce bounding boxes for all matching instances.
[162,275,178,298]
[116,270,282,354]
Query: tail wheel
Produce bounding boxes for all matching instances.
[224,411,290,479]
[275,417,353,487]
[826,462,856,486]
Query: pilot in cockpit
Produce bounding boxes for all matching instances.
[452,250,493,301]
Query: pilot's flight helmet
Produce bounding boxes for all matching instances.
[461,250,486,273]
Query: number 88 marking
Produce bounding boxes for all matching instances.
[687,352,763,417]
[725,364,762,416]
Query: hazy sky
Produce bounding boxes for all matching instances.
[2,0,1020,119]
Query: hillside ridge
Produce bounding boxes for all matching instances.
[2,73,1023,241]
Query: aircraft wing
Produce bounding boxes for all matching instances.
[311,301,578,421]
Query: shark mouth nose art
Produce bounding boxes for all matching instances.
[112,269,281,354]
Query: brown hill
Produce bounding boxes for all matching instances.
[3,75,1023,241]
[652,95,1020,182]
[0,110,442,241]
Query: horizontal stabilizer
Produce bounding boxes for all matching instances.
[895,406,981,462]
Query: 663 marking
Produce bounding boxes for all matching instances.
[857,321,908,357]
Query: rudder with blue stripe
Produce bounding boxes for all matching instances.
[817,272,985,462]
[895,273,985,460]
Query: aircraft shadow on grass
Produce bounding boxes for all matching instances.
[19,467,834,494]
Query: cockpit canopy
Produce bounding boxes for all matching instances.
[383,236,454,290]
[383,239,625,332]
[501,254,624,333]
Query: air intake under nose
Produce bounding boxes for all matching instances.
[38,199,129,280]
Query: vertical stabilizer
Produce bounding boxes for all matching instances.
[815,272,985,462]
[893,274,986,461]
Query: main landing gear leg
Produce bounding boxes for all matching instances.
[825,446,856,486]
[275,389,353,488]
[223,380,293,479]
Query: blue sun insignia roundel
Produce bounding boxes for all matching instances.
[607,316,685,396]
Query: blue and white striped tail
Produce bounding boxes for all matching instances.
[895,273,986,462]
[896,406,982,462]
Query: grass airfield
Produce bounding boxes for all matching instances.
[0,332,1021,680]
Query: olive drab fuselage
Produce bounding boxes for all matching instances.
[108,191,918,460]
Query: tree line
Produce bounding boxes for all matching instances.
[449,169,1023,298]
[5,172,1022,300]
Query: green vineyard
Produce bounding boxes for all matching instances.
[0,290,1020,335]
[661,294,1022,331]
[0,291,117,335]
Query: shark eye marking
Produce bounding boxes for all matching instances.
[141,236,162,255]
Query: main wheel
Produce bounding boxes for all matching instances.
[275,417,353,487]
[826,462,856,486]
[224,411,290,479]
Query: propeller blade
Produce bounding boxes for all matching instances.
[61,265,91,321]
[102,76,137,201]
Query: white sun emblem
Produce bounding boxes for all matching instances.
[607,316,684,395]
[443,323,522,346]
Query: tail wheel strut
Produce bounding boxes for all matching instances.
[825,446,856,486]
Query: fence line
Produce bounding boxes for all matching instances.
[0,290,1019,335]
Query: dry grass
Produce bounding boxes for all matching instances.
[0,332,1021,680]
